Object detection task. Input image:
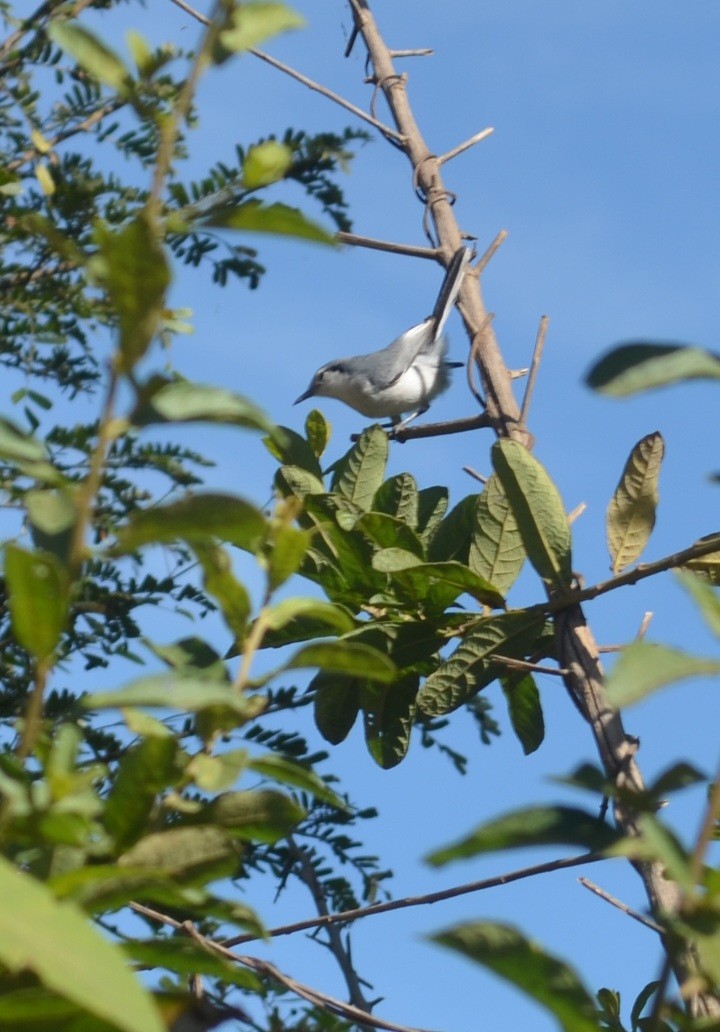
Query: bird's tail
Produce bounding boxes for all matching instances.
[431,246,473,339]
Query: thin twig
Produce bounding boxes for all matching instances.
[463,466,487,484]
[337,232,439,258]
[578,877,663,933]
[519,315,549,427]
[492,654,568,678]
[474,229,508,275]
[221,851,604,947]
[636,612,653,639]
[437,127,494,166]
[387,412,492,442]
[509,367,530,380]
[389,48,433,58]
[168,0,405,143]
[567,502,587,525]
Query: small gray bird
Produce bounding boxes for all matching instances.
[295,247,472,430]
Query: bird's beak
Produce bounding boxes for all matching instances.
[294,386,314,405]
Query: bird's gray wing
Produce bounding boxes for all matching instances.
[364,320,436,388]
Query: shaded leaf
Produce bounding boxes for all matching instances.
[608,814,693,891]
[680,538,720,586]
[650,762,706,799]
[500,673,544,755]
[433,922,600,1032]
[389,560,505,609]
[605,642,720,708]
[265,426,323,477]
[202,789,305,842]
[359,512,425,557]
[676,570,720,637]
[265,523,312,592]
[5,545,69,660]
[427,805,619,866]
[193,543,251,642]
[277,464,326,497]
[427,493,477,563]
[124,939,262,991]
[283,641,396,682]
[117,494,266,553]
[416,486,449,544]
[0,856,163,1032]
[331,425,388,511]
[262,597,355,636]
[492,440,572,593]
[104,736,182,849]
[131,377,278,436]
[417,610,548,717]
[362,676,418,769]
[203,200,334,243]
[607,432,664,573]
[119,826,237,881]
[587,342,720,396]
[312,673,361,744]
[470,473,526,594]
[373,473,419,527]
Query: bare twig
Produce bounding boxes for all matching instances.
[519,314,549,427]
[437,127,494,166]
[474,229,508,276]
[492,654,568,677]
[567,502,587,525]
[389,48,434,58]
[337,232,439,258]
[463,466,487,484]
[636,612,653,639]
[387,412,492,442]
[578,877,663,933]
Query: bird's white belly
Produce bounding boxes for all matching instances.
[345,361,442,417]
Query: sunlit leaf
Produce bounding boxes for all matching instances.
[676,571,720,638]
[131,377,279,437]
[25,488,76,565]
[48,21,131,93]
[201,789,305,842]
[606,432,664,573]
[203,200,334,243]
[283,641,396,682]
[248,753,346,808]
[119,826,238,881]
[117,493,266,553]
[243,140,293,187]
[605,641,720,708]
[5,544,69,660]
[587,342,720,396]
[470,473,525,593]
[218,2,305,54]
[331,425,388,511]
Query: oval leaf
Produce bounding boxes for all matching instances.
[48,21,131,93]
[331,426,389,511]
[117,493,266,552]
[5,544,69,660]
[606,432,664,573]
[605,641,720,708]
[285,641,396,683]
[587,342,720,396]
[203,200,333,243]
[469,473,526,593]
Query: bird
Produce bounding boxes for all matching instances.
[294,246,473,430]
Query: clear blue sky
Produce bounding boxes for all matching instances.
[77,2,720,1029]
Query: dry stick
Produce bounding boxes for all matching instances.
[475,229,508,276]
[337,232,439,258]
[567,502,587,525]
[437,127,494,166]
[636,612,653,639]
[168,0,405,144]
[388,412,492,443]
[390,49,434,58]
[578,877,663,934]
[519,314,549,427]
[492,654,568,678]
[220,851,603,948]
[346,0,719,1017]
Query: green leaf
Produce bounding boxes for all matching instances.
[201,789,305,842]
[124,939,262,992]
[331,426,389,511]
[608,814,693,891]
[434,922,601,1032]
[586,342,720,396]
[305,409,330,458]
[187,749,249,792]
[650,762,706,799]
[203,200,334,243]
[262,597,355,636]
[265,523,312,592]
[362,676,418,769]
[5,544,69,660]
[104,736,182,849]
[277,464,326,498]
[359,512,425,557]
[248,754,346,808]
[371,547,423,572]
[119,826,238,884]
[416,486,449,543]
[117,493,266,552]
[84,675,266,724]
[25,489,76,565]
[605,642,720,708]
[492,440,572,593]
[470,473,526,593]
[373,473,419,527]
[131,377,278,436]
[427,493,477,563]
[193,543,251,643]
[427,805,619,867]
[500,673,544,755]
[284,641,396,682]
[0,417,61,482]
[312,674,361,744]
[606,432,664,573]
[0,856,163,1032]
[417,610,548,717]
[388,560,505,609]
[265,425,323,476]
[676,571,720,637]
[680,536,720,585]
[94,213,170,373]
[48,21,131,93]
[243,140,293,187]
[218,2,305,53]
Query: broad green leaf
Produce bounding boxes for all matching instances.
[676,570,720,637]
[492,440,572,593]
[433,921,600,1032]
[680,537,720,585]
[371,547,423,573]
[94,213,170,373]
[124,939,262,992]
[312,673,361,744]
[117,493,266,552]
[500,672,544,755]
[48,21,131,93]
[630,982,661,1029]
[417,610,548,717]
[331,426,388,511]
[193,543,251,642]
[265,523,312,591]
[25,488,76,565]
[427,805,619,866]
[248,753,345,808]
[0,418,62,482]
[35,162,54,196]
[262,597,355,636]
[201,789,304,842]
[104,736,182,849]
[606,432,664,573]
[203,200,334,243]
[373,473,419,527]
[470,473,526,593]
[277,464,326,497]
[265,425,323,477]
[84,676,266,723]
[283,641,396,682]
[388,560,505,609]
[119,826,237,881]
[218,2,305,53]
[359,512,425,557]
[605,642,720,708]
[131,377,278,436]
[427,493,478,563]
[587,342,720,396]
[362,675,418,769]
[188,749,249,792]
[305,409,330,458]
[5,544,69,660]
[416,485,449,543]
[0,985,79,1023]
[0,856,163,1032]
[243,140,293,187]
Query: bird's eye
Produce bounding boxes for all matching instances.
[317,370,325,381]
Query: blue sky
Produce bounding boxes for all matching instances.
[64,2,720,1029]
